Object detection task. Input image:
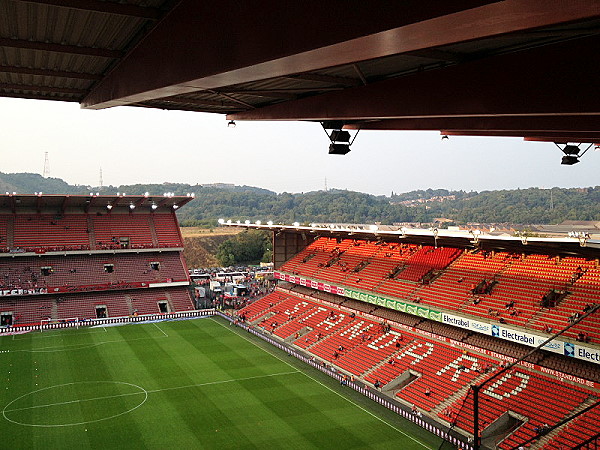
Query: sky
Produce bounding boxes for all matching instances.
[0,97,598,196]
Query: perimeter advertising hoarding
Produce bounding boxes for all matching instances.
[441,312,564,355]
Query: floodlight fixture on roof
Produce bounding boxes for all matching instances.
[218,218,225,224]
[555,143,593,165]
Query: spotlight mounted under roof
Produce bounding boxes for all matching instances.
[321,121,360,155]
[555,143,593,165]
[227,120,236,128]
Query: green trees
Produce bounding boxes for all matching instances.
[215,230,272,266]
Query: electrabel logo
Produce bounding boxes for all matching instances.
[564,342,575,357]
[471,322,489,332]
[577,347,600,362]
[442,315,470,328]
[492,325,500,337]
[543,341,561,350]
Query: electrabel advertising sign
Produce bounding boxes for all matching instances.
[490,324,564,355]
[565,343,600,364]
[441,313,492,335]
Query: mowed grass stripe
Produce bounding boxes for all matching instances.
[210,317,437,450]
[0,318,441,449]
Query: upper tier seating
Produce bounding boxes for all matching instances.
[14,214,90,251]
[152,213,184,247]
[93,213,154,248]
[280,237,600,342]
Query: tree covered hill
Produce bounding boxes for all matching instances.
[0,172,598,225]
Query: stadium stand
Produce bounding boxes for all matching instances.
[280,237,600,342]
[237,289,600,449]
[0,195,193,325]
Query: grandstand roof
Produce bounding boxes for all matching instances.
[223,222,600,258]
[0,194,192,213]
[1,1,599,142]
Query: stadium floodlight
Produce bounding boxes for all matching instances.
[173,204,179,209]
[218,218,225,224]
[328,143,351,155]
[555,143,593,165]
[106,204,113,210]
[293,222,300,227]
[267,220,273,226]
[129,203,135,210]
[369,225,379,232]
[151,204,158,210]
[226,219,232,224]
[561,155,579,165]
[236,220,241,224]
[144,192,149,197]
[329,130,351,143]
[255,220,261,225]
[244,220,251,225]
[227,120,236,128]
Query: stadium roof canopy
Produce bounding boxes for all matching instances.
[0,194,192,213]
[1,1,600,142]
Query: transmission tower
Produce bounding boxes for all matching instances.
[42,152,50,177]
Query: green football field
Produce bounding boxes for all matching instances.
[0,317,448,449]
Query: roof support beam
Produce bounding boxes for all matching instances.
[16,0,162,20]
[228,34,600,121]
[0,37,122,59]
[441,130,600,142]
[0,83,87,95]
[344,116,600,132]
[83,0,519,108]
[0,64,101,80]
[0,92,79,102]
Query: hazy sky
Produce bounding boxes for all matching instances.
[1,97,597,196]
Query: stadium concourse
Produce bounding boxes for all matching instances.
[228,222,600,449]
[0,193,195,326]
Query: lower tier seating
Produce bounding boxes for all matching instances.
[237,291,600,449]
[0,286,193,323]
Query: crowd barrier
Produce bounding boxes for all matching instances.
[216,310,472,450]
[0,309,216,334]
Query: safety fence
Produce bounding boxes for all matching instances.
[0,309,215,334]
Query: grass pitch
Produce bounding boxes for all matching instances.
[0,317,445,449]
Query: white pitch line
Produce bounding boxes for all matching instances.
[153,322,169,338]
[210,317,434,450]
[3,370,299,413]
[14,335,169,353]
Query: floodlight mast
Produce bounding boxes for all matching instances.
[471,305,599,450]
